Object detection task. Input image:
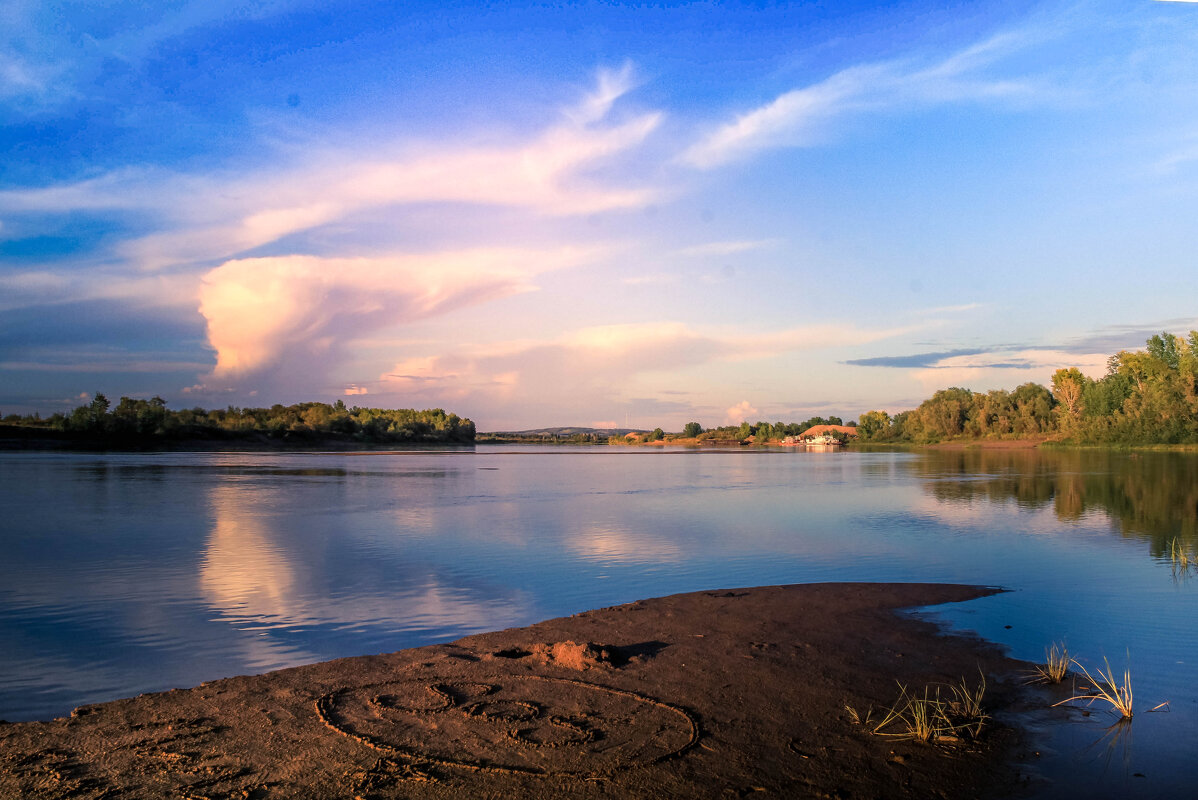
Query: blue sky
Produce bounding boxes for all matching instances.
[2,0,1196,429]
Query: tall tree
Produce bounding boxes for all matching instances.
[856,410,891,440]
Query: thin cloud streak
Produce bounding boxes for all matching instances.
[909,348,1110,392]
[680,30,1039,169]
[675,239,779,257]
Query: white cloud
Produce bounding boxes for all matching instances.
[197,247,599,388]
[680,30,1037,169]
[0,71,662,273]
[725,400,757,425]
[568,62,638,125]
[681,65,879,169]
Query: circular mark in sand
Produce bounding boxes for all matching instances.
[316,675,698,776]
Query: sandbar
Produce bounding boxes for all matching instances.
[0,583,1034,799]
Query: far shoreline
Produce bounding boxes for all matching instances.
[7,425,1197,454]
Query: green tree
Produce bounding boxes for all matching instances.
[682,421,702,438]
[856,410,891,441]
[1052,368,1089,429]
[914,387,974,441]
[1147,333,1181,371]
[89,393,110,425]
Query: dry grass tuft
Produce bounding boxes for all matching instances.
[944,673,988,739]
[1027,641,1070,685]
[1054,657,1134,719]
[844,703,874,727]
[871,674,988,743]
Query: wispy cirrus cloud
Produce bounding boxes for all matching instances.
[680,30,1040,169]
[0,68,661,273]
[0,0,316,107]
[675,239,780,257]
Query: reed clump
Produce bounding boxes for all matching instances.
[1169,538,1194,579]
[1027,641,1070,685]
[1054,657,1134,719]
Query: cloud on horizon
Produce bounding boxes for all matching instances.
[355,319,920,427]
[195,247,602,393]
[908,348,1111,393]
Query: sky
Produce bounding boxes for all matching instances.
[2,0,1197,431]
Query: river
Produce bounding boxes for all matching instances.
[1,446,1195,795]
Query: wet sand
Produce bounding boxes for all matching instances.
[0,583,1035,799]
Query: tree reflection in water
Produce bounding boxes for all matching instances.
[914,449,1198,564]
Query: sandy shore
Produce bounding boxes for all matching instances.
[0,583,1035,799]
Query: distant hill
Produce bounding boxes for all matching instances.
[480,427,644,438]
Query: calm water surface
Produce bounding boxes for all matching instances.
[1,446,1196,796]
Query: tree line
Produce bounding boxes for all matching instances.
[614,415,855,444]
[2,397,476,444]
[855,331,1198,445]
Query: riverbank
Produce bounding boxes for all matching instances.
[0,583,1036,799]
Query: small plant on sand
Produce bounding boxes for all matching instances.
[844,703,874,727]
[871,674,988,743]
[1055,656,1135,719]
[1027,641,1070,685]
